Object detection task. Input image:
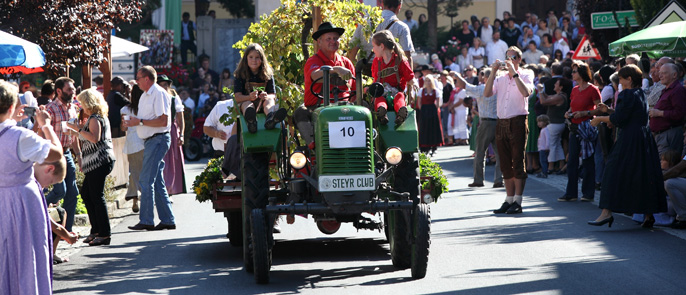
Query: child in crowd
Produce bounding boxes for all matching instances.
[457,46,473,73]
[370,30,414,126]
[233,43,287,133]
[537,114,550,178]
[34,159,79,264]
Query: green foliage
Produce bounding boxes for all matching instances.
[218,0,255,18]
[193,157,224,203]
[233,0,383,116]
[219,87,240,127]
[630,0,686,27]
[419,153,449,202]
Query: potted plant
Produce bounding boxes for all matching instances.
[419,153,449,202]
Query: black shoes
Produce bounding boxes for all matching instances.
[671,220,686,229]
[264,108,287,130]
[493,182,504,188]
[128,223,155,231]
[536,173,548,178]
[580,197,594,202]
[558,195,578,202]
[506,202,522,214]
[494,202,523,214]
[468,182,484,187]
[395,106,408,126]
[641,216,655,228]
[89,237,111,246]
[493,202,511,214]
[152,223,177,231]
[377,107,389,125]
[595,182,602,191]
[245,107,257,133]
[588,216,614,227]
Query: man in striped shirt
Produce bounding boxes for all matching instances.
[45,77,80,232]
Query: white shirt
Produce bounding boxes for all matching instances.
[468,47,485,68]
[403,19,418,31]
[445,63,461,73]
[0,119,50,164]
[352,10,415,57]
[136,84,171,139]
[120,106,145,154]
[486,40,508,65]
[600,85,614,103]
[183,97,195,111]
[553,39,570,57]
[173,95,184,113]
[204,99,235,151]
[480,25,494,45]
[522,49,544,64]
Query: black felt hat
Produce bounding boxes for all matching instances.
[313,22,345,40]
[157,75,172,84]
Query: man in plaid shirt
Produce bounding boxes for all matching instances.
[45,77,80,232]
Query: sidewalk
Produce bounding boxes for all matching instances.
[56,186,139,259]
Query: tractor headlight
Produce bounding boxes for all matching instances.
[289,151,307,169]
[385,147,403,165]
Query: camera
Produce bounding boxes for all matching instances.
[23,106,37,117]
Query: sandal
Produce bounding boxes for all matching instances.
[83,234,96,244]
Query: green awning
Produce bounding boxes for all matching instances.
[609,20,686,58]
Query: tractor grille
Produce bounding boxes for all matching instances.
[320,128,373,174]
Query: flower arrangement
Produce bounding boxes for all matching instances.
[158,62,192,86]
[438,37,463,63]
[193,156,225,203]
[419,153,449,202]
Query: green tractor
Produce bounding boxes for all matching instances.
[238,64,430,284]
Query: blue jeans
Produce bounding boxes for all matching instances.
[594,139,604,183]
[539,150,549,174]
[138,133,175,225]
[565,131,595,199]
[45,151,79,232]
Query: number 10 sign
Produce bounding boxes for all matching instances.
[328,121,366,148]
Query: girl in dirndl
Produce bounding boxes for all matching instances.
[370,30,414,126]
[418,75,444,155]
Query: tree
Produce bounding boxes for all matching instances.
[404,0,473,50]
[218,0,255,18]
[630,0,686,27]
[0,0,144,76]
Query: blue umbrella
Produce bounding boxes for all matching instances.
[0,30,45,68]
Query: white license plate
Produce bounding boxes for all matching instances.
[319,174,375,192]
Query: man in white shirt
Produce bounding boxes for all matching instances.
[480,17,493,45]
[403,9,418,31]
[203,99,235,156]
[126,65,177,231]
[444,57,461,73]
[485,31,508,66]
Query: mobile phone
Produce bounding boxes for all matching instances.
[23,106,37,117]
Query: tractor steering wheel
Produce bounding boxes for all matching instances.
[309,76,355,105]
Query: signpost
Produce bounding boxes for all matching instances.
[571,36,602,60]
[591,10,639,29]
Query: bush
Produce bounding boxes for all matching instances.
[193,157,224,203]
[419,153,449,202]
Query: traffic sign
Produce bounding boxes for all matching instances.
[591,10,639,29]
[644,0,686,28]
[572,36,602,60]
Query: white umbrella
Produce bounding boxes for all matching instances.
[0,30,45,68]
[111,36,149,58]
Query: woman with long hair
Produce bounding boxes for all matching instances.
[469,37,485,68]
[370,30,414,125]
[218,68,234,93]
[70,89,116,246]
[233,43,287,133]
[120,85,145,213]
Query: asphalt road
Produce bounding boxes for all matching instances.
[52,145,686,294]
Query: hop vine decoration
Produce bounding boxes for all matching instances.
[233,0,383,117]
[219,87,239,126]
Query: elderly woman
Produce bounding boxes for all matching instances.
[0,80,64,294]
[69,89,116,246]
[589,65,667,228]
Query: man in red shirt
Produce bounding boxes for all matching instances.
[295,22,356,145]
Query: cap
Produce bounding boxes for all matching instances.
[92,75,104,84]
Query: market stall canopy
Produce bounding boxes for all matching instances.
[609,20,686,58]
[111,36,149,58]
[0,30,45,68]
